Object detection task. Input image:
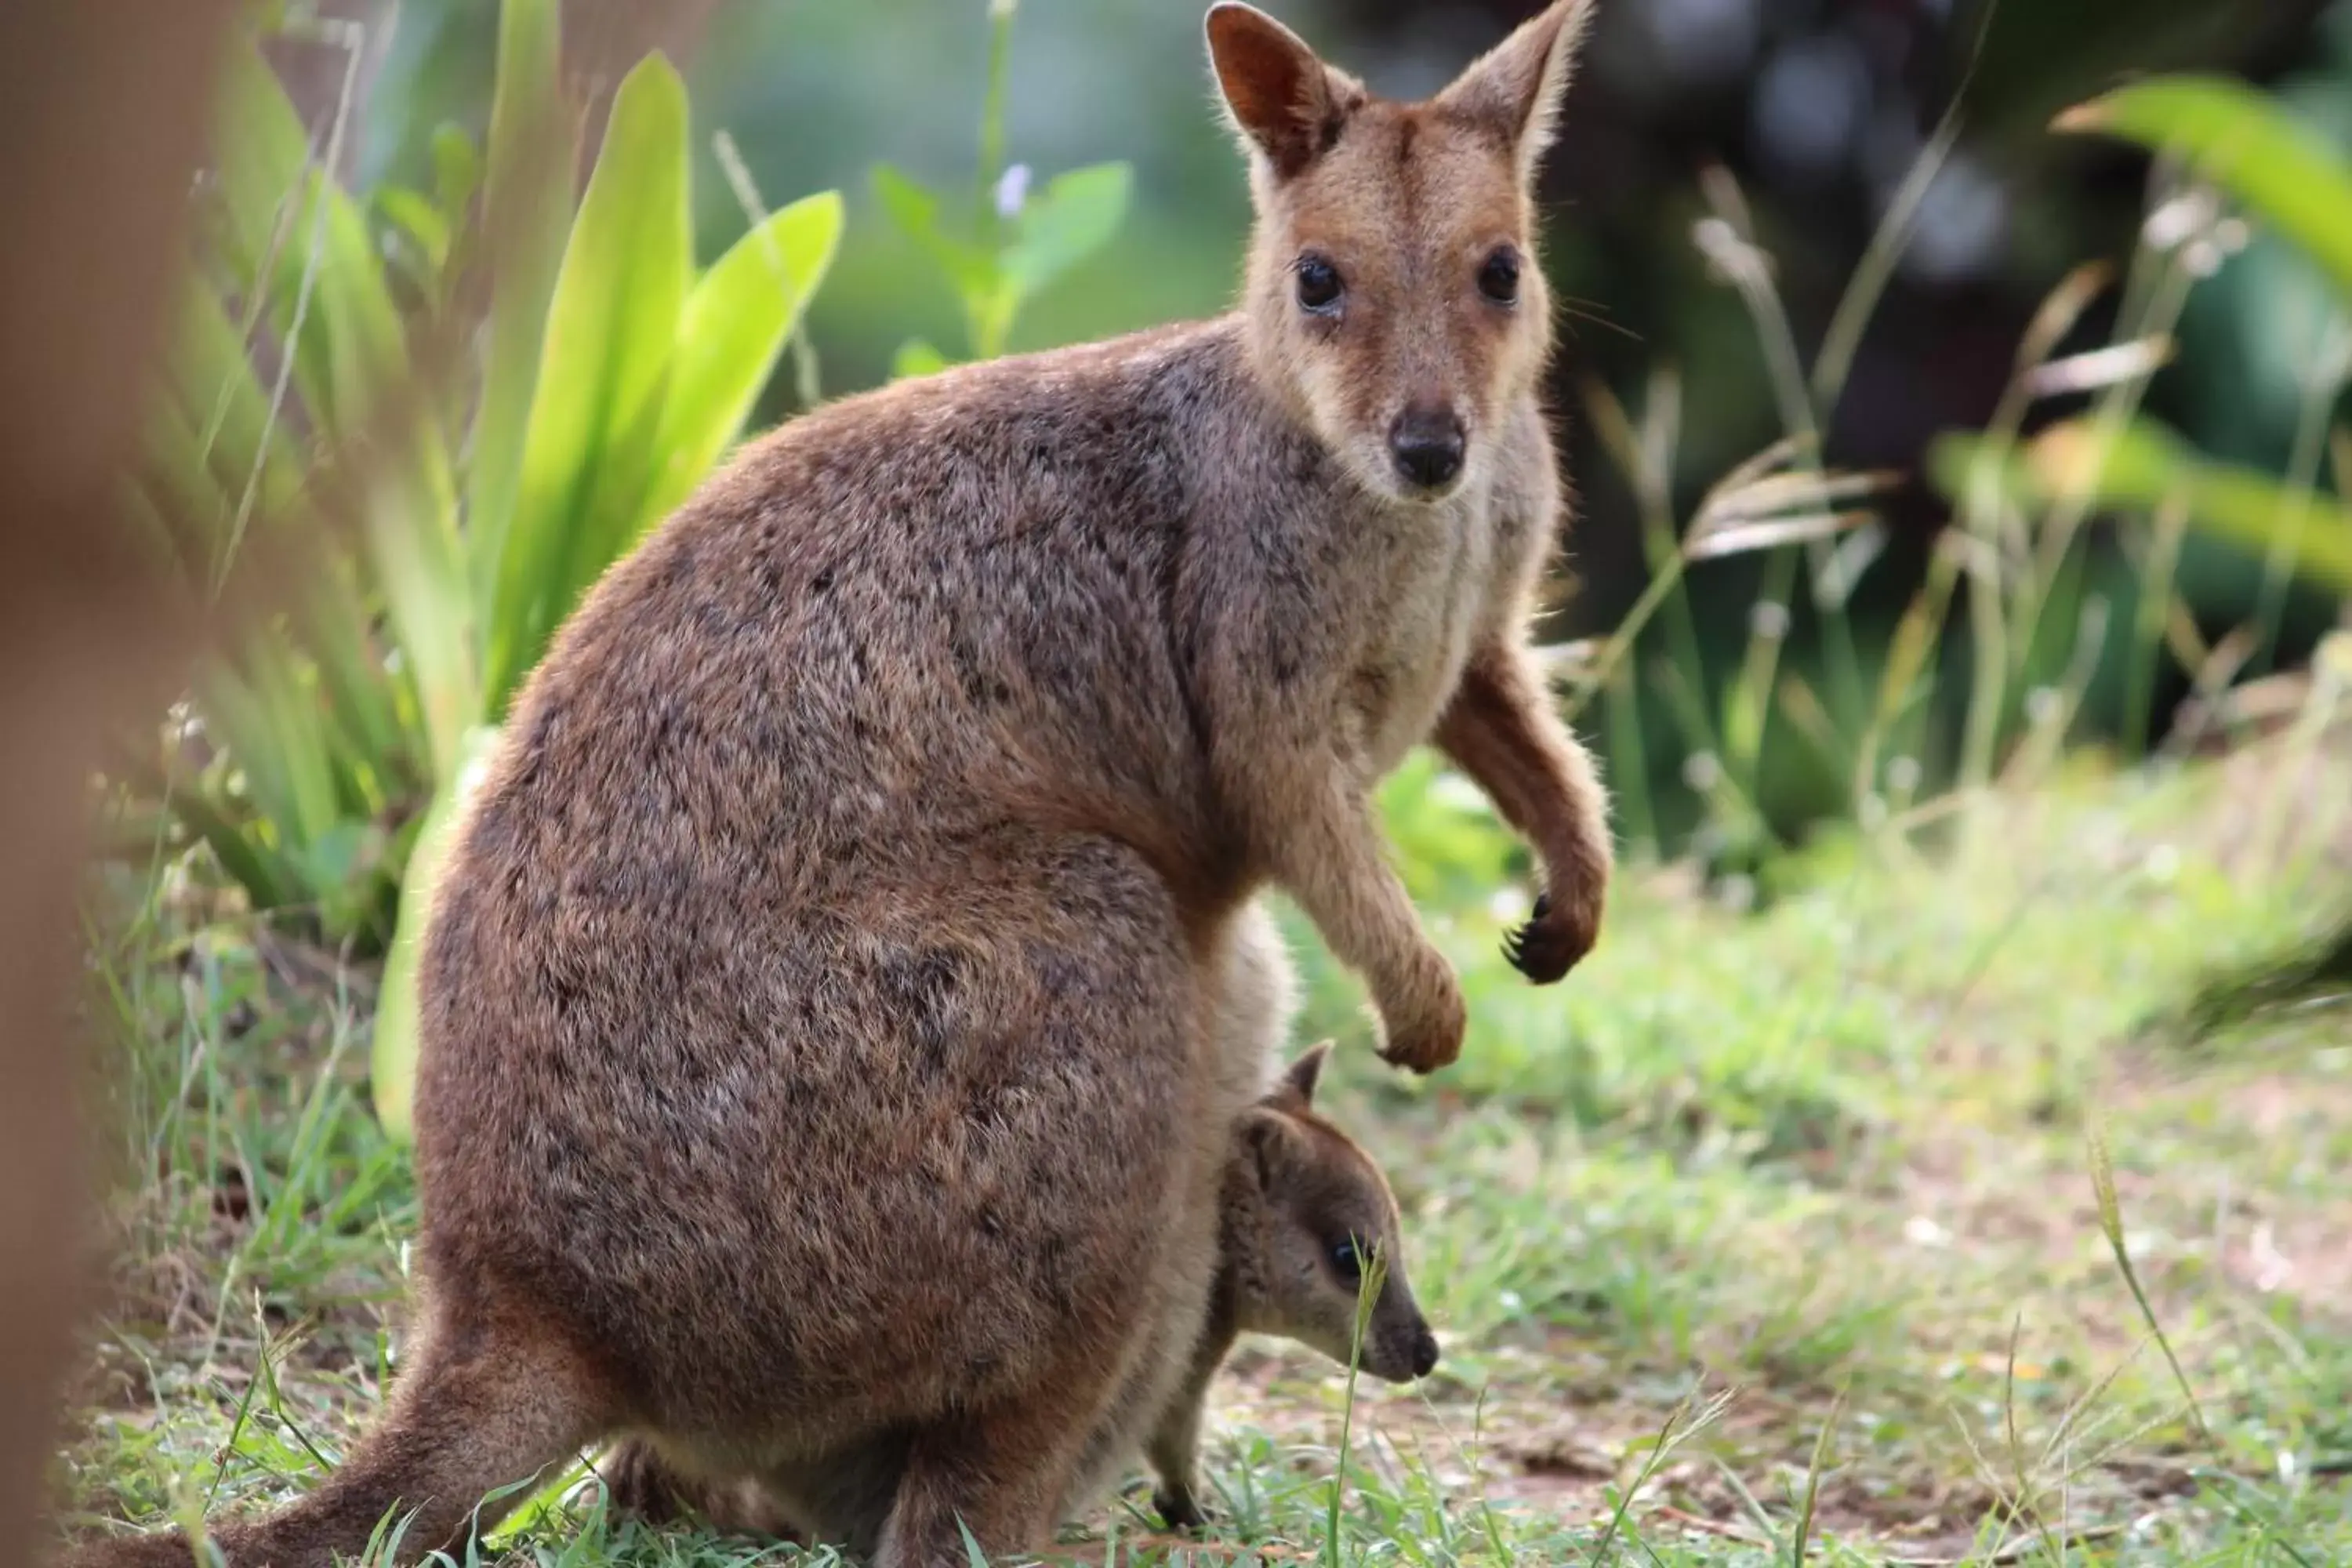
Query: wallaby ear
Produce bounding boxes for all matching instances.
[1433,0,1595,181]
[1276,1040,1334,1108]
[1206,2,1354,180]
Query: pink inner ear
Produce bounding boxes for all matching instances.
[1208,7,1328,174]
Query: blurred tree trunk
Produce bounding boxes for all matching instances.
[0,5,240,1566]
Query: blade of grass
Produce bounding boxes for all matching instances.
[2086,1112,2214,1450]
[1809,0,1998,419]
[1790,1381,1846,1567]
[1324,1243,1389,1567]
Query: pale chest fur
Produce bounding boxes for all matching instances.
[1345,409,1554,778]
[1349,493,1504,775]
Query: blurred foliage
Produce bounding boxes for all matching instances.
[1920,64,2352,781]
[1933,420,2352,600]
[2065,74,2352,299]
[873,0,1134,376]
[136,0,839,964]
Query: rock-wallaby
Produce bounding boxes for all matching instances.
[64,3,1609,1566]
[598,1039,1436,1552]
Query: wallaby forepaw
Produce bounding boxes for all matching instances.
[1377,1032,1457,1075]
[1372,971,1466,1075]
[1152,1485,1209,1533]
[1501,888,1599,985]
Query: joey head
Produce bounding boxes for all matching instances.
[1143,1042,1439,1532]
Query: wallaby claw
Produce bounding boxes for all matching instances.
[1502,889,1594,985]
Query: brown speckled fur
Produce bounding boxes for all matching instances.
[63,5,1608,1566]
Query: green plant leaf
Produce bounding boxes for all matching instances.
[372,724,502,1142]
[291,554,410,796]
[1928,417,2352,596]
[467,0,572,612]
[209,47,402,434]
[872,162,993,299]
[146,362,404,924]
[430,122,482,223]
[372,480,479,790]
[1001,161,1132,303]
[298,818,397,946]
[209,50,453,509]
[891,338,954,381]
[162,280,301,526]
[209,46,474,782]
[641,190,844,527]
[488,51,692,714]
[227,629,343,853]
[167,772,306,915]
[193,664,302,855]
[374,185,450,277]
[2056,75,2352,306]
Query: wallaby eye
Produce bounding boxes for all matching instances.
[1329,1238,1365,1285]
[1294,255,1345,315]
[1478,247,1521,306]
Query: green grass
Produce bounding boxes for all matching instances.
[57,724,2352,1566]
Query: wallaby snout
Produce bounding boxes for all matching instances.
[1387,404,1466,493]
[1355,1308,1440,1385]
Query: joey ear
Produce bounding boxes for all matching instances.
[1205,2,1356,179]
[1277,1040,1334,1108]
[1433,0,1595,180]
[1239,1107,1298,1190]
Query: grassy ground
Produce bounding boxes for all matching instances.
[55,724,2352,1566]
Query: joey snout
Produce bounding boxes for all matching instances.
[1359,1309,1441,1385]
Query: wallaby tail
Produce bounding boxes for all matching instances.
[60,1316,609,1568]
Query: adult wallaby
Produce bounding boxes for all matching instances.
[64,2,1608,1565]
[597,1040,1436,1555]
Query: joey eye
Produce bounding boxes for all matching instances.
[1329,1238,1366,1285]
[1477,247,1521,306]
[1295,256,1345,315]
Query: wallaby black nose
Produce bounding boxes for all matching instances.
[1410,1327,1440,1378]
[1388,408,1465,490]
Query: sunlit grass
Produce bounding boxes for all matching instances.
[60,726,2352,1566]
